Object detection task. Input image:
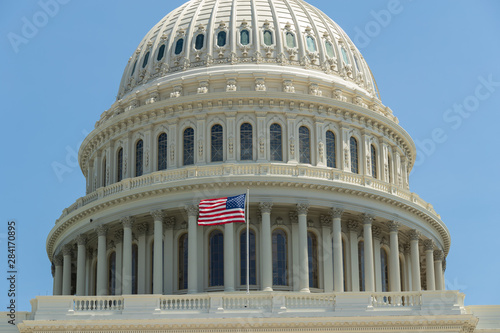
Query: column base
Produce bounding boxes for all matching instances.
[300,288,310,293]
[262,287,273,292]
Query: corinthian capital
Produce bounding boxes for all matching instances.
[95,225,107,237]
[331,207,344,219]
[433,249,444,261]
[150,210,164,221]
[62,244,72,256]
[185,205,199,217]
[347,220,359,232]
[362,213,374,225]
[423,239,434,251]
[53,255,63,266]
[121,216,134,228]
[76,234,87,246]
[387,220,400,233]
[259,202,273,214]
[408,229,420,241]
[296,203,309,215]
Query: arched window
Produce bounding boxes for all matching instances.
[263,30,273,46]
[326,131,336,168]
[158,133,168,171]
[183,128,194,166]
[157,44,166,61]
[240,229,257,285]
[299,126,311,164]
[272,229,287,286]
[371,144,377,178]
[358,240,365,291]
[217,31,227,47]
[131,60,137,76]
[178,233,188,290]
[211,124,223,162]
[341,47,349,64]
[240,123,253,161]
[350,137,359,174]
[108,251,116,295]
[132,244,138,294]
[306,36,317,52]
[195,34,204,50]
[270,123,283,161]
[117,148,123,182]
[102,157,107,187]
[135,140,143,177]
[285,32,296,48]
[240,30,250,45]
[325,40,335,58]
[142,51,150,68]
[388,154,392,183]
[209,230,224,287]
[307,232,318,288]
[381,248,389,292]
[174,38,184,55]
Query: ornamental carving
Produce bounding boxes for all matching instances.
[186,205,199,217]
[96,225,107,237]
[170,144,175,160]
[403,243,411,255]
[274,216,284,225]
[120,216,134,228]
[62,244,72,256]
[226,79,237,92]
[387,220,400,232]
[408,229,420,241]
[296,203,309,215]
[289,211,298,224]
[320,215,330,227]
[75,235,87,246]
[170,85,182,98]
[334,89,347,102]
[255,78,266,91]
[259,202,273,214]
[259,137,265,154]
[198,139,204,157]
[114,230,124,242]
[434,249,444,261]
[136,223,149,235]
[423,239,434,251]
[53,255,63,266]
[289,138,295,158]
[164,217,176,229]
[318,141,324,160]
[283,80,295,93]
[331,208,344,219]
[372,226,382,239]
[347,220,359,232]
[150,210,164,221]
[362,213,374,225]
[197,81,209,94]
[228,137,234,155]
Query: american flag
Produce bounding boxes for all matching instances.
[198,194,246,225]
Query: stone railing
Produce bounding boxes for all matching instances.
[30,291,465,321]
[55,163,439,224]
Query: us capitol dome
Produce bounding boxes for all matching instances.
[14,0,500,332]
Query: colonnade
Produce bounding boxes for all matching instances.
[52,205,446,296]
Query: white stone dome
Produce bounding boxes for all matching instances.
[117,0,379,101]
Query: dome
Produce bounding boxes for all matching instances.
[117,0,379,102]
[49,0,449,311]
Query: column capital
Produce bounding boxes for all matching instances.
[433,249,444,261]
[289,211,298,224]
[347,220,359,232]
[185,205,199,217]
[442,258,447,272]
[136,222,149,235]
[121,216,135,228]
[95,225,108,237]
[362,213,374,225]
[320,215,330,227]
[54,255,63,266]
[86,248,94,257]
[408,229,420,241]
[331,207,344,219]
[150,210,164,221]
[403,243,411,255]
[259,202,273,214]
[387,220,400,232]
[296,203,309,215]
[62,244,72,256]
[164,216,176,229]
[114,230,124,242]
[423,239,434,251]
[76,235,87,246]
[372,226,382,239]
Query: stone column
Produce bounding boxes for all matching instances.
[409,230,421,291]
[442,259,447,290]
[186,205,199,294]
[331,208,344,292]
[224,222,235,292]
[362,214,375,292]
[297,203,310,293]
[136,223,148,294]
[373,226,382,292]
[260,202,273,291]
[62,245,73,295]
[121,217,134,294]
[388,221,401,292]
[404,243,412,292]
[96,226,108,295]
[76,235,87,296]
[151,210,164,294]
[320,215,333,293]
[163,217,175,294]
[114,230,123,296]
[53,255,63,295]
[424,239,435,291]
[347,220,360,292]
[85,249,92,295]
[434,250,444,291]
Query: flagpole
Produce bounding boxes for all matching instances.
[246,188,250,295]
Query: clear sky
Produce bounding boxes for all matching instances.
[1,0,499,311]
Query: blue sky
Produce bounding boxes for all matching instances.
[1,0,499,311]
